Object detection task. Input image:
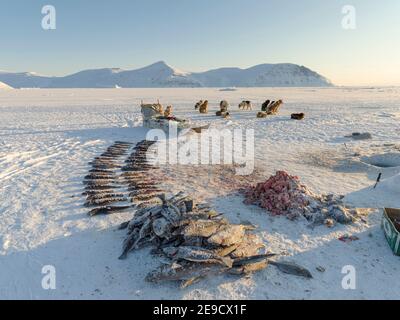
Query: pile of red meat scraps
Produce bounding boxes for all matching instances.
[243,171,357,224]
[243,171,318,218]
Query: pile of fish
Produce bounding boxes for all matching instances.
[243,171,358,226]
[118,192,312,288]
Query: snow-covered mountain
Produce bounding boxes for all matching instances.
[0,71,51,88]
[0,61,332,88]
[191,63,332,87]
[0,81,14,90]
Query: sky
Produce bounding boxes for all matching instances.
[0,0,399,86]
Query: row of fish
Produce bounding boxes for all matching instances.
[83,140,163,216]
[84,141,132,215]
[83,141,154,216]
[120,140,164,203]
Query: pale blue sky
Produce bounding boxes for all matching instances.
[0,0,399,85]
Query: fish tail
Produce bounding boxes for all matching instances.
[118,251,128,260]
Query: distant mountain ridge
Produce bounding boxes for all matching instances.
[0,81,13,90]
[0,61,333,88]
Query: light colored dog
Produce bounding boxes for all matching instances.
[267,99,283,115]
[164,105,173,117]
[155,102,164,114]
[199,100,209,114]
[220,100,229,112]
[238,100,252,110]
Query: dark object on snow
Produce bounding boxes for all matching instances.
[269,260,313,278]
[261,100,271,112]
[316,266,326,273]
[118,221,130,230]
[345,132,372,140]
[291,113,305,120]
[373,173,382,189]
[232,254,277,267]
[88,206,132,216]
[338,235,360,243]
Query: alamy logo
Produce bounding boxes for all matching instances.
[341,265,356,290]
[146,122,255,176]
[41,265,56,290]
[41,5,56,30]
[342,5,356,30]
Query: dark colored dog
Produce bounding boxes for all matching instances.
[261,100,271,112]
[291,113,305,120]
[195,100,203,110]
